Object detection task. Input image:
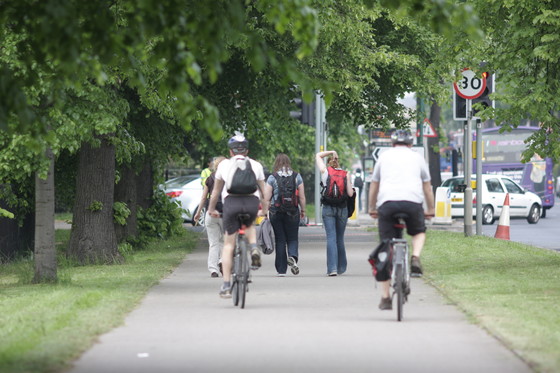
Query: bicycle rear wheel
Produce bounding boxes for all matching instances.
[239,237,249,309]
[395,264,404,321]
[232,249,241,306]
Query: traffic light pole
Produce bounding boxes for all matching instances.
[464,100,473,237]
[314,92,326,225]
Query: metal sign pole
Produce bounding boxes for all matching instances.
[464,99,473,237]
[475,120,483,235]
[314,92,323,225]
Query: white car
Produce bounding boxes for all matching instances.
[441,174,542,225]
[163,174,205,225]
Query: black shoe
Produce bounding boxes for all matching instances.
[211,272,219,278]
[379,296,392,310]
[411,256,423,277]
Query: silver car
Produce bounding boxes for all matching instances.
[441,174,543,225]
[163,174,205,226]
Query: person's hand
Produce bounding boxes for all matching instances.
[209,209,220,218]
[369,209,378,219]
[425,208,435,219]
[193,211,200,222]
[258,209,268,217]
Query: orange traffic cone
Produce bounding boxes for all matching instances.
[494,193,510,240]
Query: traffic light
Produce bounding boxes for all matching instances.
[289,94,315,127]
[453,92,467,121]
[472,72,495,117]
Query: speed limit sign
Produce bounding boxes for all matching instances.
[453,68,487,99]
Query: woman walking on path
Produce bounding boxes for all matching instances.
[194,156,227,277]
[316,150,354,276]
[264,154,306,276]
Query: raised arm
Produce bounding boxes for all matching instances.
[315,150,338,174]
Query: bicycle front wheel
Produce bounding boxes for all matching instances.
[239,237,249,309]
[395,264,404,322]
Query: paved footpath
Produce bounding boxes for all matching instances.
[69,223,532,373]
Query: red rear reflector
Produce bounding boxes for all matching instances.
[166,191,182,198]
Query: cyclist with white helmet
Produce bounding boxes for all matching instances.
[208,134,268,298]
[368,129,435,310]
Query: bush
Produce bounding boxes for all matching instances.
[136,189,185,246]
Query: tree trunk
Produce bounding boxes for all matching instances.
[33,147,57,282]
[428,100,442,194]
[114,165,138,243]
[68,136,121,264]
[136,161,154,210]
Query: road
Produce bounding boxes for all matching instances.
[68,223,532,373]
[472,207,559,251]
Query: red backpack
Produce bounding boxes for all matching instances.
[321,167,348,206]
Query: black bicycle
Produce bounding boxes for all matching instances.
[231,213,251,308]
[390,213,411,322]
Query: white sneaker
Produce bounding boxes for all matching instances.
[251,248,261,269]
[288,257,299,275]
[219,283,232,298]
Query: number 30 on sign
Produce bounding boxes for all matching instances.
[453,68,487,99]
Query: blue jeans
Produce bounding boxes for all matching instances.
[322,204,348,274]
[270,210,300,274]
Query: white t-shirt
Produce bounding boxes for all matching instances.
[215,155,265,200]
[372,146,431,207]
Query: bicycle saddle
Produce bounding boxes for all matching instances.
[236,213,251,221]
[392,212,409,220]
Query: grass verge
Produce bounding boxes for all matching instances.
[424,230,560,373]
[0,230,199,373]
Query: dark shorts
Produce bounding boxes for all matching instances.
[377,201,426,241]
[222,195,260,235]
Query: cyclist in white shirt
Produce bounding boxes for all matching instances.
[368,129,435,310]
[208,134,268,298]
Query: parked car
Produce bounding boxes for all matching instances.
[163,174,204,226]
[440,174,542,225]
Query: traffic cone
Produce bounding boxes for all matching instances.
[494,193,510,240]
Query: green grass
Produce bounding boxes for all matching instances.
[0,230,199,373]
[424,231,560,373]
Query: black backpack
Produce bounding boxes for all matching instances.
[272,172,298,213]
[368,239,393,281]
[226,156,258,195]
[354,175,364,189]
